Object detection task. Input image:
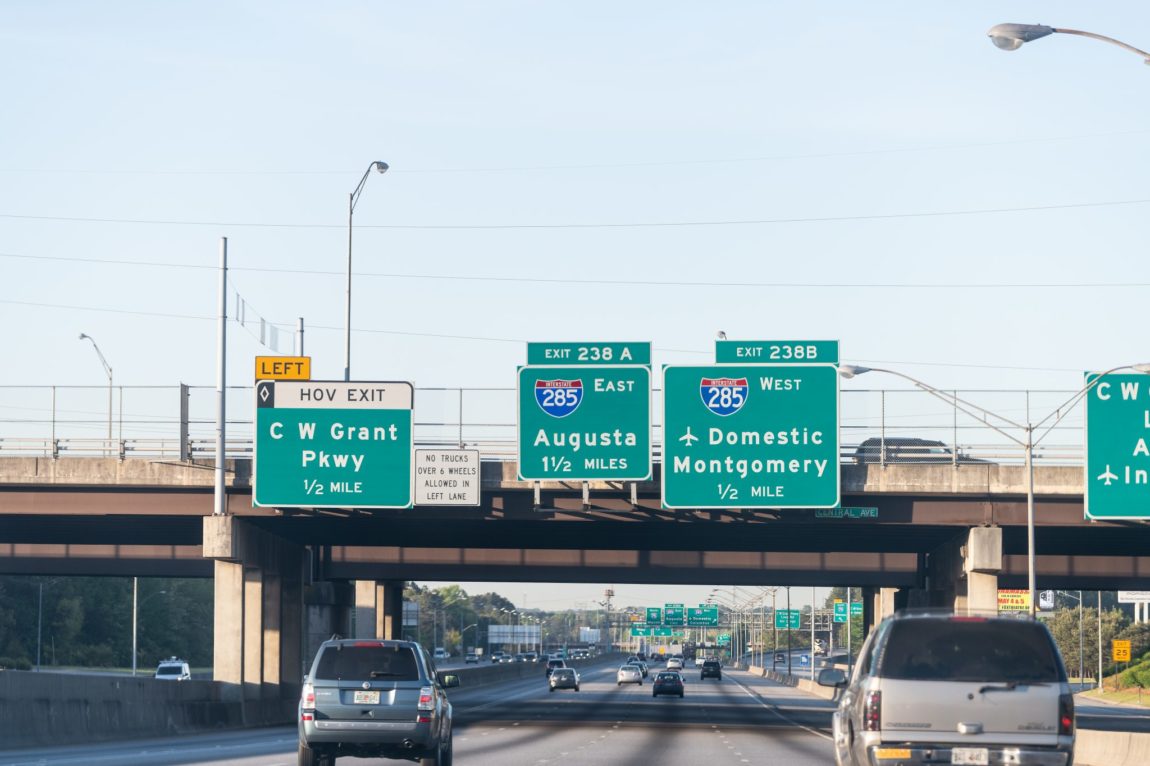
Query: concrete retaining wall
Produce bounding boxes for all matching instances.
[0,671,295,750]
[0,654,619,750]
[1074,729,1150,766]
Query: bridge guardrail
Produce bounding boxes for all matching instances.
[0,384,1088,465]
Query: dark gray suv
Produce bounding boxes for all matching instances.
[298,639,460,765]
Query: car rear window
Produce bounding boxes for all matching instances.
[656,672,679,681]
[880,619,1064,683]
[314,645,420,681]
[156,665,184,676]
[553,669,574,678]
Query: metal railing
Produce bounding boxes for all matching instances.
[0,384,1087,465]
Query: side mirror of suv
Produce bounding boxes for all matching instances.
[817,668,847,688]
[439,673,461,689]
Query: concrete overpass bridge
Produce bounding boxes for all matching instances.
[2,383,1146,705]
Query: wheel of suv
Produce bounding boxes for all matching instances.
[298,742,325,766]
[421,732,453,766]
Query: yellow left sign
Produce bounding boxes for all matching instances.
[255,356,311,381]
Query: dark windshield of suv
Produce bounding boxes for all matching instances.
[880,619,1064,683]
[156,666,183,676]
[703,660,720,668]
[314,645,420,681]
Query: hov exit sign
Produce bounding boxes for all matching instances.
[254,381,414,509]
[662,364,840,509]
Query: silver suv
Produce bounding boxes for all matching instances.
[820,613,1074,766]
[298,639,460,765]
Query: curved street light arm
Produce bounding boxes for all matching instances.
[1053,27,1150,62]
[841,365,1028,446]
[1030,364,1150,447]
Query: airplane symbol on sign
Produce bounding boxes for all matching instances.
[1097,465,1119,486]
[679,427,698,447]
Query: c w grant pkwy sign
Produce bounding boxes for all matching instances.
[662,364,839,509]
[254,381,414,509]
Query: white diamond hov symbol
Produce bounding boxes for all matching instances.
[259,385,271,403]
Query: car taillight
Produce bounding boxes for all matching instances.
[301,683,315,711]
[1059,693,1075,736]
[418,686,435,712]
[864,690,882,732]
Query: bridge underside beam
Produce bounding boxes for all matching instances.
[326,546,921,587]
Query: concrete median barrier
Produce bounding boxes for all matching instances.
[1076,729,1150,766]
[0,654,621,750]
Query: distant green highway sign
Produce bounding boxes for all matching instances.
[774,610,801,630]
[687,606,719,627]
[1086,372,1150,519]
[653,627,673,637]
[254,381,413,509]
[630,626,652,637]
[646,607,662,624]
[662,364,840,509]
[663,605,685,626]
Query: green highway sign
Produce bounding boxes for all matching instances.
[254,381,413,509]
[851,602,863,616]
[527,342,651,366]
[653,627,673,637]
[687,606,719,627]
[662,364,840,509]
[1086,372,1150,519]
[715,340,839,365]
[774,609,801,630]
[646,607,662,625]
[663,605,685,626]
[630,626,652,637]
[517,354,651,482]
[717,633,731,645]
[834,601,847,623]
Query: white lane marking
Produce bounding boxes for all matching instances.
[726,674,833,741]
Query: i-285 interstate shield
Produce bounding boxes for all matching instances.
[662,364,839,509]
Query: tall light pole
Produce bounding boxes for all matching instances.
[132,581,167,676]
[78,333,113,448]
[840,364,1150,617]
[344,160,389,382]
[988,23,1150,63]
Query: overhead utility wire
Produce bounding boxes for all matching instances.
[0,298,1082,373]
[1,252,1145,290]
[1,127,1147,175]
[1,198,1148,230]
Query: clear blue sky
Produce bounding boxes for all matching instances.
[3,3,1148,610]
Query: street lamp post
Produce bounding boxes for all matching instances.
[988,23,1150,63]
[344,160,389,382]
[78,333,113,449]
[132,579,167,676]
[840,364,1150,617]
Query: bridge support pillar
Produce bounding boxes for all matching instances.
[351,580,405,639]
[928,526,1002,615]
[203,516,306,699]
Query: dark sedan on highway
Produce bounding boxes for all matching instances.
[652,671,685,698]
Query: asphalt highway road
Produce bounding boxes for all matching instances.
[0,661,837,766]
[5,659,1147,766]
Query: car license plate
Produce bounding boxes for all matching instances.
[353,690,380,705]
[951,748,989,765]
